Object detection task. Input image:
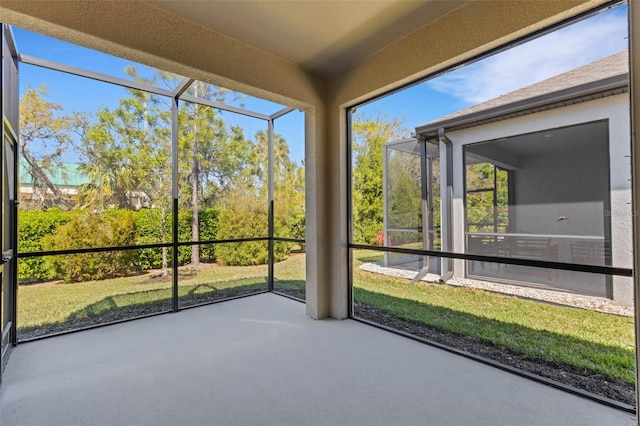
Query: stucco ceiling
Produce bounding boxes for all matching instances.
[144,0,466,76]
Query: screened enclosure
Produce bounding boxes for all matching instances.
[382,138,440,274]
[4,26,307,342]
[382,121,620,298]
[358,4,635,407]
[464,121,613,297]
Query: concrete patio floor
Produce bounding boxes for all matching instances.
[0,293,635,426]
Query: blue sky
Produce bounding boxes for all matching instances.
[13,2,628,161]
[14,27,305,164]
[358,2,629,136]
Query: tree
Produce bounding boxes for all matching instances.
[275,158,305,241]
[237,129,304,230]
[76,94,168,210]
[19,85,86,209]
[465,162,509,233]
[214,129,303,264]
[387,152,421,230]
[77,67,173,210]
[177,81,249,265]
[76,72,173,273]
[251,130,305,239]
[76,69,254,267]
[351,113,408,244]
[73,68,304,268]
[212,128,304,263]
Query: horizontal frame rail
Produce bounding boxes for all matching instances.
[349,243,633,277]
[273,237,305,243]
[18,237,271,258]
[467,232,605,240]
[21,54,175,97]
[179,93,270,120]
[386,228,422,233]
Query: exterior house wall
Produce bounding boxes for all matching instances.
[443,93,632,305]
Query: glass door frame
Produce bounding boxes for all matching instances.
[1,23,19,380]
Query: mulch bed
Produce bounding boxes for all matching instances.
[274,287,306,301]
[18,304,173,341]
[354,301,636,408]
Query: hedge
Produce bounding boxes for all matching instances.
[215,207,289,266]
[43,210,138,282]
[18,209,74,281]
[17,207,228,282]
[17,204,300,282]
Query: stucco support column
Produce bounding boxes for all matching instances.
[304,103,347,320]
[304,100,349,320]
[629,0,640,420]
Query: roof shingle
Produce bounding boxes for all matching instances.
[419,50,629,130]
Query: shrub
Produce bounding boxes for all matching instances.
[18,209,74,282]
[134,207,173,270]
[198,208,218,262]
[134,207,218,268]
[173,208,218,265]
[43,210,137,282]
[215,205,287,266]
[177,209,193,264]
[18,206,221,282]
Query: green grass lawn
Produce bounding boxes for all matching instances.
[274,252,306,297]
[18,254,304,331]
[18,248,635,386]
[352,250,635,384]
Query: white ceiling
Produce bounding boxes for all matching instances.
[144,0,466,76]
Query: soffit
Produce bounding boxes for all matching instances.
[144,0,467,77]
[465,121,609,171]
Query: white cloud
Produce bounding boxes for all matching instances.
[425,6,628,105]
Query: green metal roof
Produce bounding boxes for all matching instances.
[19,159,90,187]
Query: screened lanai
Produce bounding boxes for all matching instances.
[382,138,440,273]
[2,0,640,424]
[463,121,613,297]
[382,120,615,298]
[1,24,307,356]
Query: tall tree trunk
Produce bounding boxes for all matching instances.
[161,206,168,277]
[20,148,73,209]
[191,98,200,266]
[191,157,200,265]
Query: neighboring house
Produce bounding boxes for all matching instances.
[384,51,632,306]
[18,161,89,209]
[19,161,149,210]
